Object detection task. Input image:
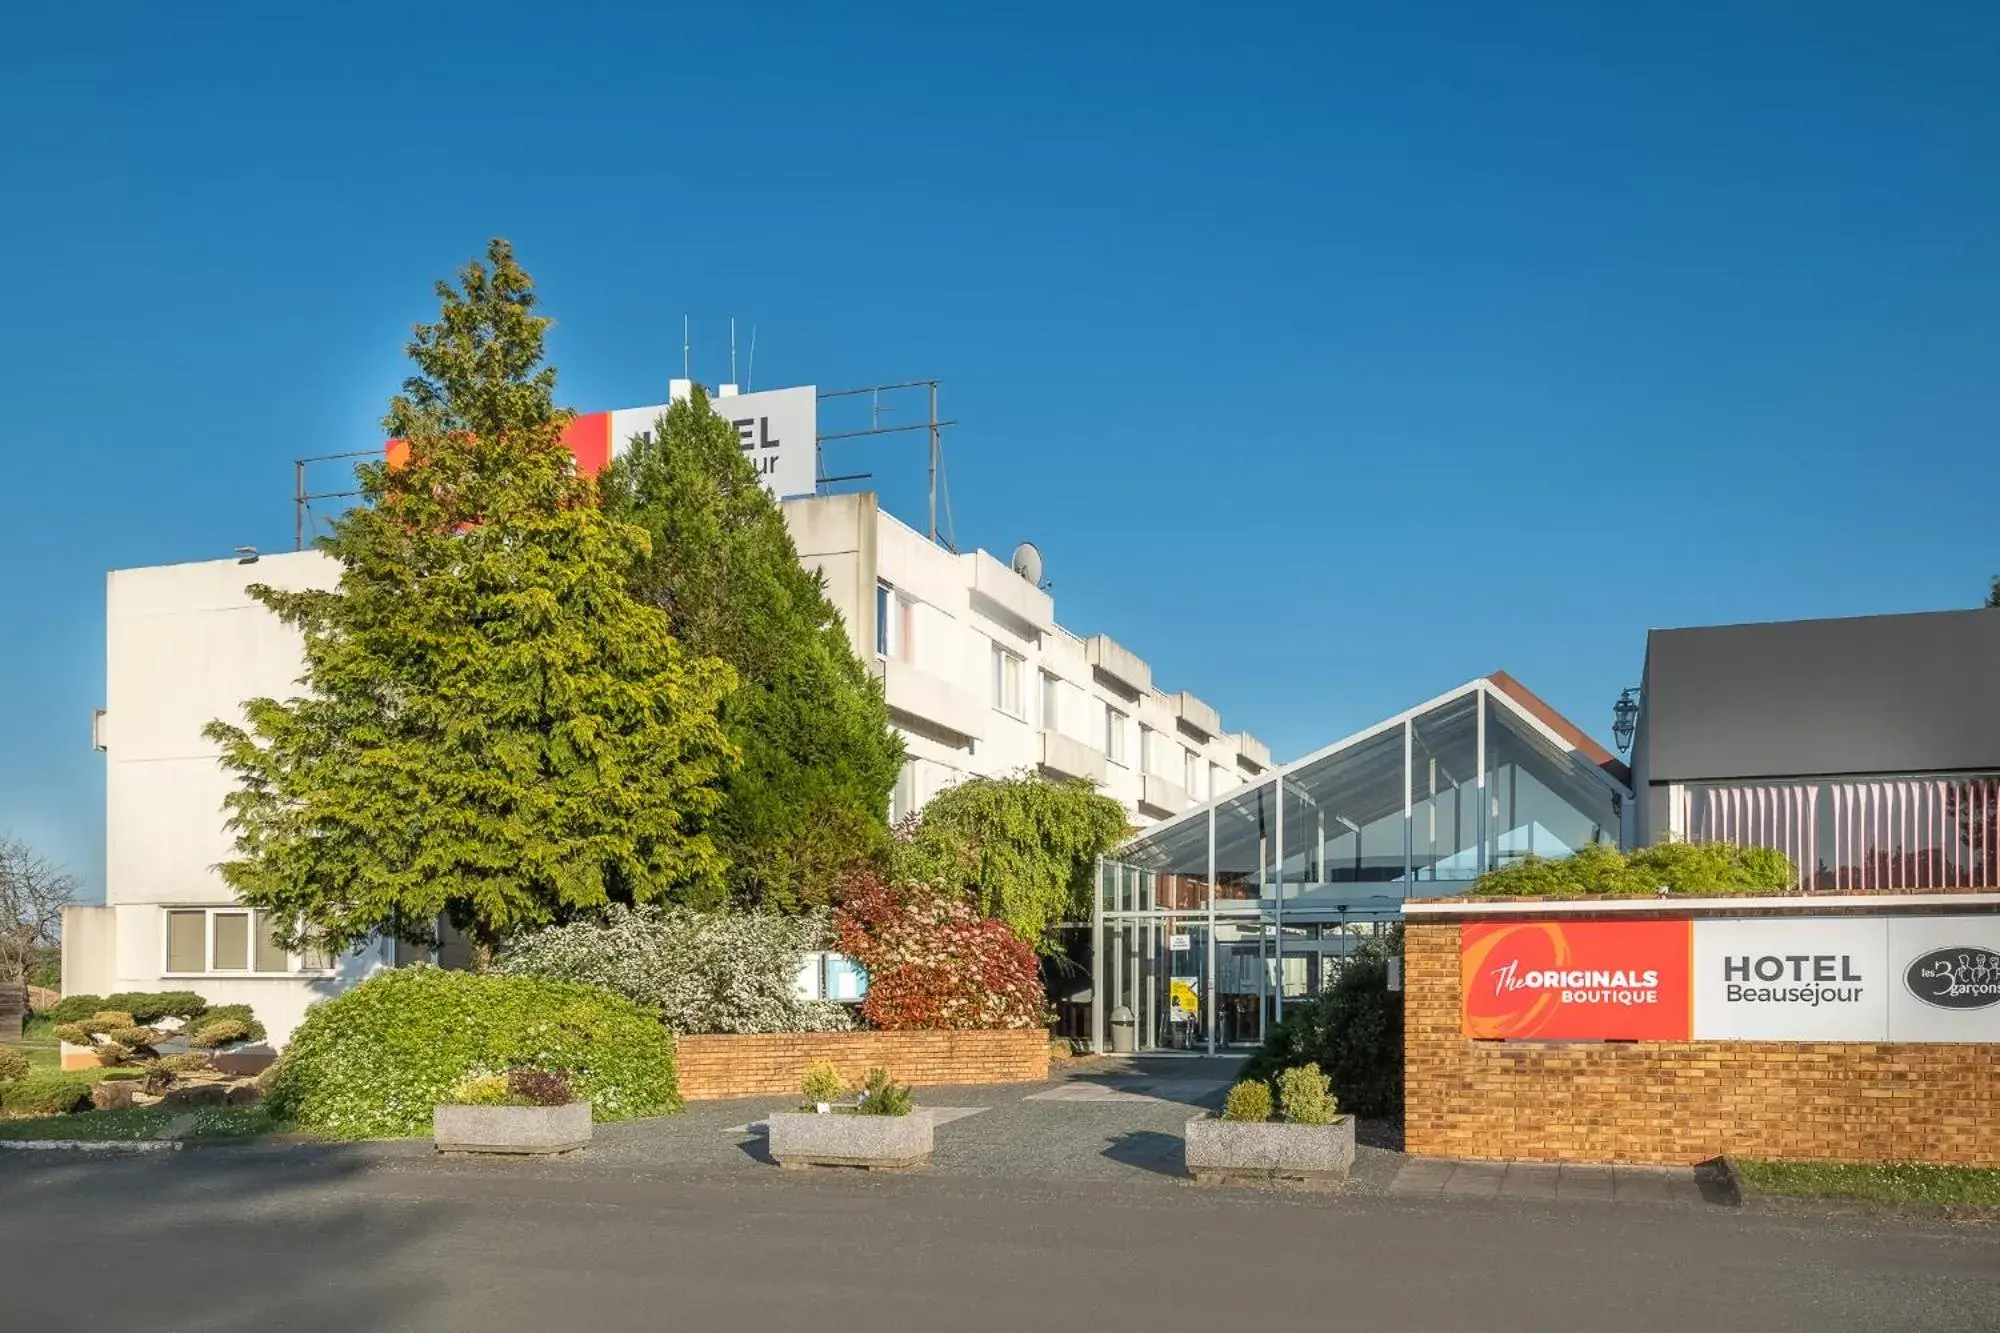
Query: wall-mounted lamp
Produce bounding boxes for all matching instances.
[1612,686,1641,755]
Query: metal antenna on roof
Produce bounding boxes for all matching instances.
[730,317,737,386]
[746,326,757,390]
[681,315,690,382]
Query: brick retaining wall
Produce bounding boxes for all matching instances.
[676,1029,1050,1101]
[1405,918,2000,1166]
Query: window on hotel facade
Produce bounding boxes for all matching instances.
[1105,704,1128,765]
[1186,747,1205,799]
[1040,671,1060,731]
[876,582,916,664]
[164,908,331,976]
[991,643,1024,718]
[1139,724,1155,775]
[890,760,918,824]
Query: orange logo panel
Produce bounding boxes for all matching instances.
[1461,920,1691,1040]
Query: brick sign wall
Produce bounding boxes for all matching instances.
[676,1029,1051,1101]
[1406,914,2000,1166]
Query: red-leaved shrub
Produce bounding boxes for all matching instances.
[834,874,1046,1030]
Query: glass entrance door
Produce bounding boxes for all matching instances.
[1215,918,1266,1046]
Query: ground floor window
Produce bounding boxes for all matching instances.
[163,907,331,977]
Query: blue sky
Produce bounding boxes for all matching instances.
[3,3,1996,898]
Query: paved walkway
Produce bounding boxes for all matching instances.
[589,1055,1410,1191]
[1391,1155,1721,1206]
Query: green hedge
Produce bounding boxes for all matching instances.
[1466,841,1795,898]
[0,1073,94,1115]
[1244,930,1405,1120]
[265,967,680,1139]
[42,991,210,1025]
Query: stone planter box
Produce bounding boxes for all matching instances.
[766,1110,932,1171]
[1184,1114,1355,1188]
[433,1101,592,1155]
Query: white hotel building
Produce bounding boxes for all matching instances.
[65,385,1269,1041]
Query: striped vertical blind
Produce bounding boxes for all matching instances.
[1682,775,2000,892]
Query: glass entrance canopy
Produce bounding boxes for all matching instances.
[1093,677,1632,1055]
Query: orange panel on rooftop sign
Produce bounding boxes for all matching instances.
[1461,920,1692,1040]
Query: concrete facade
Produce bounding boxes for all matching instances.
[79,499,1263,1040]
[85,552,402,1041]
[784,493,1268,827]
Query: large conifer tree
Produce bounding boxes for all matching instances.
[206,240,737,965]
[600,390,904,912]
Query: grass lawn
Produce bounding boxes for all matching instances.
[1737,1159,2000,1207]
[0,1104,283,1144]
[5,1021,120,1080]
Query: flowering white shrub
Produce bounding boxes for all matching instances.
[497,905,855,1035]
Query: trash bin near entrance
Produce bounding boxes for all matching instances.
[1109,1005,1136,1053]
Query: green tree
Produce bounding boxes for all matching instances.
[205,239,737,968]
[600,389,904,912]
[1987,577,1998,609]
[895,773,1129,952]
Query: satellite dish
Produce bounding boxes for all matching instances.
[1010,542,1044,587]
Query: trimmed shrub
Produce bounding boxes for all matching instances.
[835,873,1046,1030]
[143,1065,176,1094]
[0,1047,29,1083]
[499,904,852,1035]
[98,1067,147,1082]
[1221,1080,1274,1123]
[190,1019,250,1049]
[41,995,106,1025]
[80,1011,135,1035]
[95,1042,132,1066]
[1276,1063,1338,1125]
[1469,840,1796,898]
[0,1072,93,1115]
[109,1026,157,1049]
[51,1022,93,1047]
[266,966,680,1139]
[1245,945,1404,1121]
[102,991,210,1023]
[855,1068,912,1117]
[799,1059,843,1107]
[507,1067,574,1107]
[157,1052,213,1075]
[193,1004,266,1043]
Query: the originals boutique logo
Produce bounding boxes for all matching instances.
[1904,947,2000,1010]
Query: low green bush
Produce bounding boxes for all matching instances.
[1276,1063,1338,1125]
[798,1059,843,1108]
[79,1011,135,1035]
[443,1074,524,1107]
[190,1019,250,1049]
[1245,930,1405,1121]
[1468,840,1796,898]
[51,1022,93,1047]
[102,991,210,1023]
[94,1042,132,1066]
[157,1053,212,1075]
[41,995,106,1025]
[266,966,680,1138]
[0,1072,93,1115]
[855,1068,912,1117]
[1221,1079,1274,1123]
[0,1048,29,1083]
[109,1026,157,1049]
[98,1067,147,1083]
[193,1005,267,1043]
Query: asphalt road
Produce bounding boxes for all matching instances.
[1,1151,1995,1333]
